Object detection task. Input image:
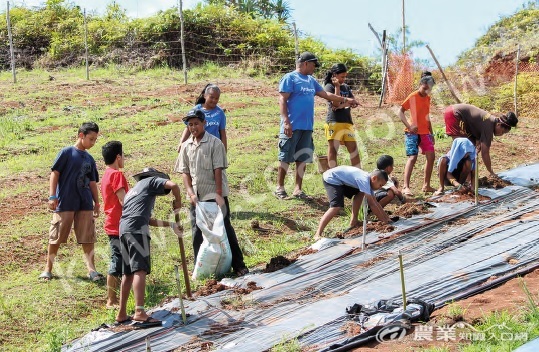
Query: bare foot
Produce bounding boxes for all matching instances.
[422,186,436,193]
[433,189,444,196]
[106,301,119,309]
[402,187,414,196]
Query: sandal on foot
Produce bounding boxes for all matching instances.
[132,317,162,328]
[88,271,104,282]
[235,267,250,276]
[114,316,132,326]
[292,191,312,200]
[274,189,288,200]
[433,190,444,196]
[38,271,52,281]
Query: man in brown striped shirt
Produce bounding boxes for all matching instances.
[178,108,249,276]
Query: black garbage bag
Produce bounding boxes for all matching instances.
[320,298,435,352]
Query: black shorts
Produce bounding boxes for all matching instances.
[444,155,471,184]
[323,180,360,208]
[108,235,123,277]
[120,233,151,275]
[375,190,389,202]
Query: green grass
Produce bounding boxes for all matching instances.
[0,66,537,351]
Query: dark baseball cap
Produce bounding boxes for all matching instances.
[297,52,320,67]
[182,108,205,122]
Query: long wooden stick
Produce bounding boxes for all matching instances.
[425,45,461,104]
[175,211,192,297]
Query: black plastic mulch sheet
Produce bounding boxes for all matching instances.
[64,185,539,352]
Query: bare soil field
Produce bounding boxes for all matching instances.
[1,74,538,351]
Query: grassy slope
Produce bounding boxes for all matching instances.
[0,67,536,351]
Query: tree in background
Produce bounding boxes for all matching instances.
[205,0,292,22]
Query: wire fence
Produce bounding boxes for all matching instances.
[382,45,539,118]
[1,2,538,118]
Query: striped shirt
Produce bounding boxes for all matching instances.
[178,132,229,201]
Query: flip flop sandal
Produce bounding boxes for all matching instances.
[38,271,52,281]
[132,317,162,328]
[88,271,104,282]
[113,317,133,326]
[235,267,250,276]
[274,190,288,200]
[292,191,312,200]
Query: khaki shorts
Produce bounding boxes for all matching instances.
[49,211,96,244]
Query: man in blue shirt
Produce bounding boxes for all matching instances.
[276,52,359,200]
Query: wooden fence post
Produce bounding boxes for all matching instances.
[514,44,520,116]
[83,9,89,80]
[178,0,187,84]
[293,22,299,58]
[6,1,16,83]
[426,45,461,104]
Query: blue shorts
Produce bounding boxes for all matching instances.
[108,235,123,277]
[278,130,314,163]
[404,133,435,156]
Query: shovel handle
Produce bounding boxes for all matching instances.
[175,211,192,297]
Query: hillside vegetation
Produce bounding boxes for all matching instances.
[0,0,379,90]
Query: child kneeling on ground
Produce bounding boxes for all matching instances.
[434,138,476,195]
[374,155,405,208]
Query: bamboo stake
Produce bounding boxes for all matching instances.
[398,250,407,311]
[361,198,367,250]
[474,150,479,206]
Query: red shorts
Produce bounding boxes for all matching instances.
[444,106,468,138]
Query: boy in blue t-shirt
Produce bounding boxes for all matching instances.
[40,122,102,281]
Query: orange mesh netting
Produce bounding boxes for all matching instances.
[385,52,414,104]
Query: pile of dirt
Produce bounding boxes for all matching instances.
[289,247,318,261]
[336,222,395,238]
[176,338,213,351]
[193,279,230,297]
[478,175,512,189]
[201,320,244,337]
[232,281,262,295]
[393,203,431,218]
[264,255,293,273]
